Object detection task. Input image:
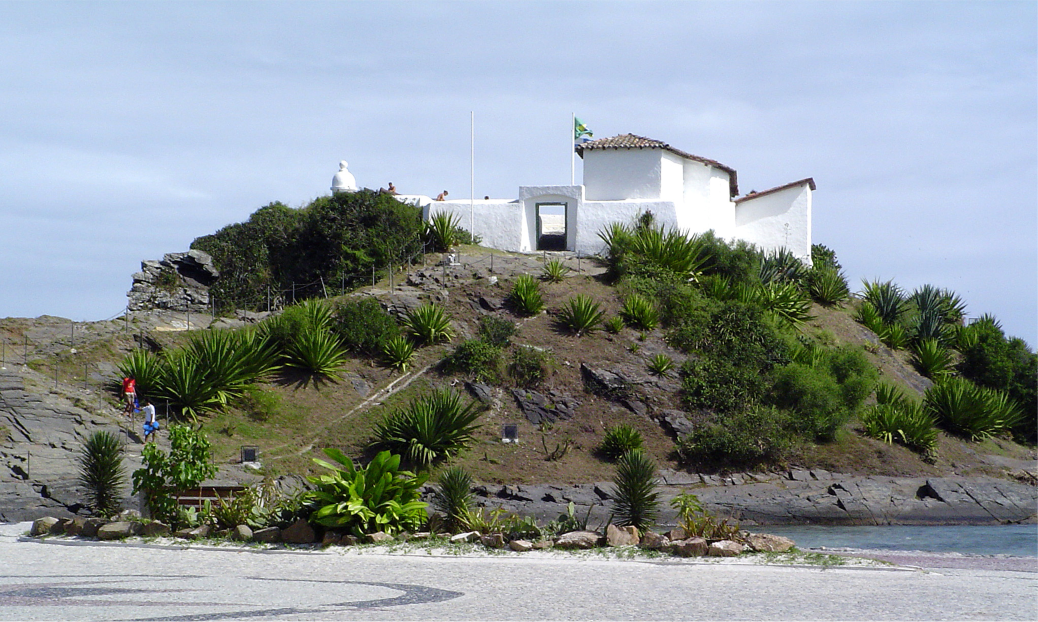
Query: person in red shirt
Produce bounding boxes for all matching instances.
[121,376,137,418]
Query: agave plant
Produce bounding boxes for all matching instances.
[556,294,605,336]
[912,338,954,379]
[808,266,850,306]
[300,298,334,332]
[610,449,660,531]
[373,388,483,469]
[604,316,625,334]
[381,335,415,372]
[759,248,808,286]
[508,275,544,316]
[541,259,571,283]
[620,294,659,331]
[861,279,907,325]
[77,430,126,517]
[854,300,885,335]
[875,383,908,406]
[646,354,675,378]
[880,323,910,350]
[598,424,644,462]
[156,350,223,422]
[425,212,462,252]
[628,225,708,281]
[910,308,951,345]
[116,349,166,399]
[909,284,968,327]
[699,274,734,301]
[233,328,282,381]
[402,303,454,346]
[285,327,348,378]
[184,330,252,404]
[924,377,1023,441]
[952,324,980,353]
[432,465,474,533]
[861,402,938,454]
[745,281,812,328]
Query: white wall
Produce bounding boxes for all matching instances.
[677,162,735,239]
[582,149,663,201]
[424,198,525,252]
[660,152,685,202]
[734,182,812,262]
[574,200,683,256]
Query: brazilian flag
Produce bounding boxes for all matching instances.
[574,117,593,143]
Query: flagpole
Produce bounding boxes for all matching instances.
[470,111,474,240]
[570,112,575,186]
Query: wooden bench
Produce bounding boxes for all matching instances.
[174,484,246,510]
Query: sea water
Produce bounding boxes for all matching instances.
[759,524,1038,557]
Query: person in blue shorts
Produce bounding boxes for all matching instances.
[141,399,159,443]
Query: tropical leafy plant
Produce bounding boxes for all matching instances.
[912,338,954,379]
[646,354,675,377]
[541,258,571,283]
[610,449,660,531]
[599,221,708,282]
[425,212,463,252]
[880,322,910,351]
[285,327,348,378]
[743,281,812,328]
[116,349,165,400]
[373,388,483,469]
[604,316,625,334]
[77,431,126,518]
[508,275,544,316]
[598,424,644,462]
[156,350,222,422]
[132,425,218,528]
[556,294,605,335]
[808,266,850,306]
[671,492,741,541]
[924,377,1023,441]
[381,335,415,372]
[759,248,808,286]
[432,465,473,533]
[861,401,938,455]
[401,303,454,346]
[619,293,659,331]
[861,279,907,325]
[854,300,886,335]
[308,449,428,536]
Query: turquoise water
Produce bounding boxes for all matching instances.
[759,525,1038,557]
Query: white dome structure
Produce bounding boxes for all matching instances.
[331,161,357,193]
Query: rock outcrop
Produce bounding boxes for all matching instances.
[127,250,218,313]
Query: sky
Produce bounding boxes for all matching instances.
[1,1,1035,348]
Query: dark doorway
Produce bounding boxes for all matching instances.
[536,203,567,251]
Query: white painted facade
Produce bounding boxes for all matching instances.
[378,134,814,263]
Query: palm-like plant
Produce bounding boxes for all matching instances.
[157,350,222,422]
[77,430,126,518]
[541,259,570,283]
[508,275,544,316]
[854,300,885,335]
[861,279,907,325]
[233,328,282,381]
[610,449,660,531]
[912,338,954,379]
[910,309,951,345]
[646,354,675,377]
[286,328,348,378]
[880,323,910,350]
[381,335,415,372]
[604,316,625,334]
[599,424,644,462]
[373,388,483,469]
[924,377,1023,441]
[184,330,251,404]
[433,465,474,533]
[745,281,812,328]
[116,349,165,399]
[808,266,850,306]
[861,402,938,454]
[628,225,707,281]
[300,298,334,332]
[759,248,808,285]
[402,303,454,346]
[556,294,605,335]
[620,294,659,331]
[425,212,462,252]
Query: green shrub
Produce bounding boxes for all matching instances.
[861,402,938,454]
[333,298,400,356]
[681,357,766,413]
[880,323,910,350]
[861,279,907,325]
[619,294,659,331]
[381,335,415,372]
[477,315,515,347]
[285,328,348,378]
[509,346,554,388]
[308,449,428,536]
[443,339,502,382]
[433,465,473,533]
[556,294,605,335]
[912,338,954,379]
[132,425,218,528]
[678,406,791,469]
[402,303,454,346]
[425,212,462,252]
[508,275,544,316]
[759,248,808,286]
[599,424,644,462]
[811,244,841,271]
[924,377,1023,441]
[610,449,660,531]
[696,232,761,289]
[77,431,126,518]
[646,354,675,378]
[808,266,850,306]
[373,388,483,469]
[957,318,1037,442]
[770,363,851,442]
[604,316,625,334]
[541,259,570,283]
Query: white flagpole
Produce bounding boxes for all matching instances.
[570,112,575,186]
[470,111,474,239]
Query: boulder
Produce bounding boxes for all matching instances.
[745,533,795,553]
[30,517,59,536]
[174,525,210,540]
[367,531,394,544]
[142,521,170,537]
[671,537,708,557]
[481,533,506,549]
[579,364,631,401]
[555,530,601,549]
[449,531,480,544]
[606,524,640,547]
[321,532,341,547]
[341,535,359,546]
[638,531,669,550]
[666,526,688,542]
[252,527,280,543]
[232,525,253,542]
[532,539,554,550]
[282,518,316,544]
[81,518,105,538]
[708,540,745,557]
[98,521,140,540]
[63,517,87,537]
[509,539,533,552]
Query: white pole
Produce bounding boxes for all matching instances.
[570,112,575,186]
[470,111,475,239]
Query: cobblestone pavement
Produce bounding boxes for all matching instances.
[2,524,1036,621]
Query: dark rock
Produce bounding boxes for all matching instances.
[252,527,281,543]
[321,531,341,547]
[658,410,695,439]
[466,382,494,405]
[666,527,688,541]
[232,525,252,541]
[659,469,698,486]
[788,469,813,482]
[341,534,359,546]
[63,517,86,536]
[142,521,170,537]
[481,533,506,549]
[30,517,59,536]
[282,518,316,544]
[81,518,105,538]
[639,531,668,550]
[580,364,631,400]
[478,296,503,312]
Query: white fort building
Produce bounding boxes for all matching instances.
[334,133,815,262]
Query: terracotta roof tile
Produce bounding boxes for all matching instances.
[734,178,816,204]
[576,133,738,197]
